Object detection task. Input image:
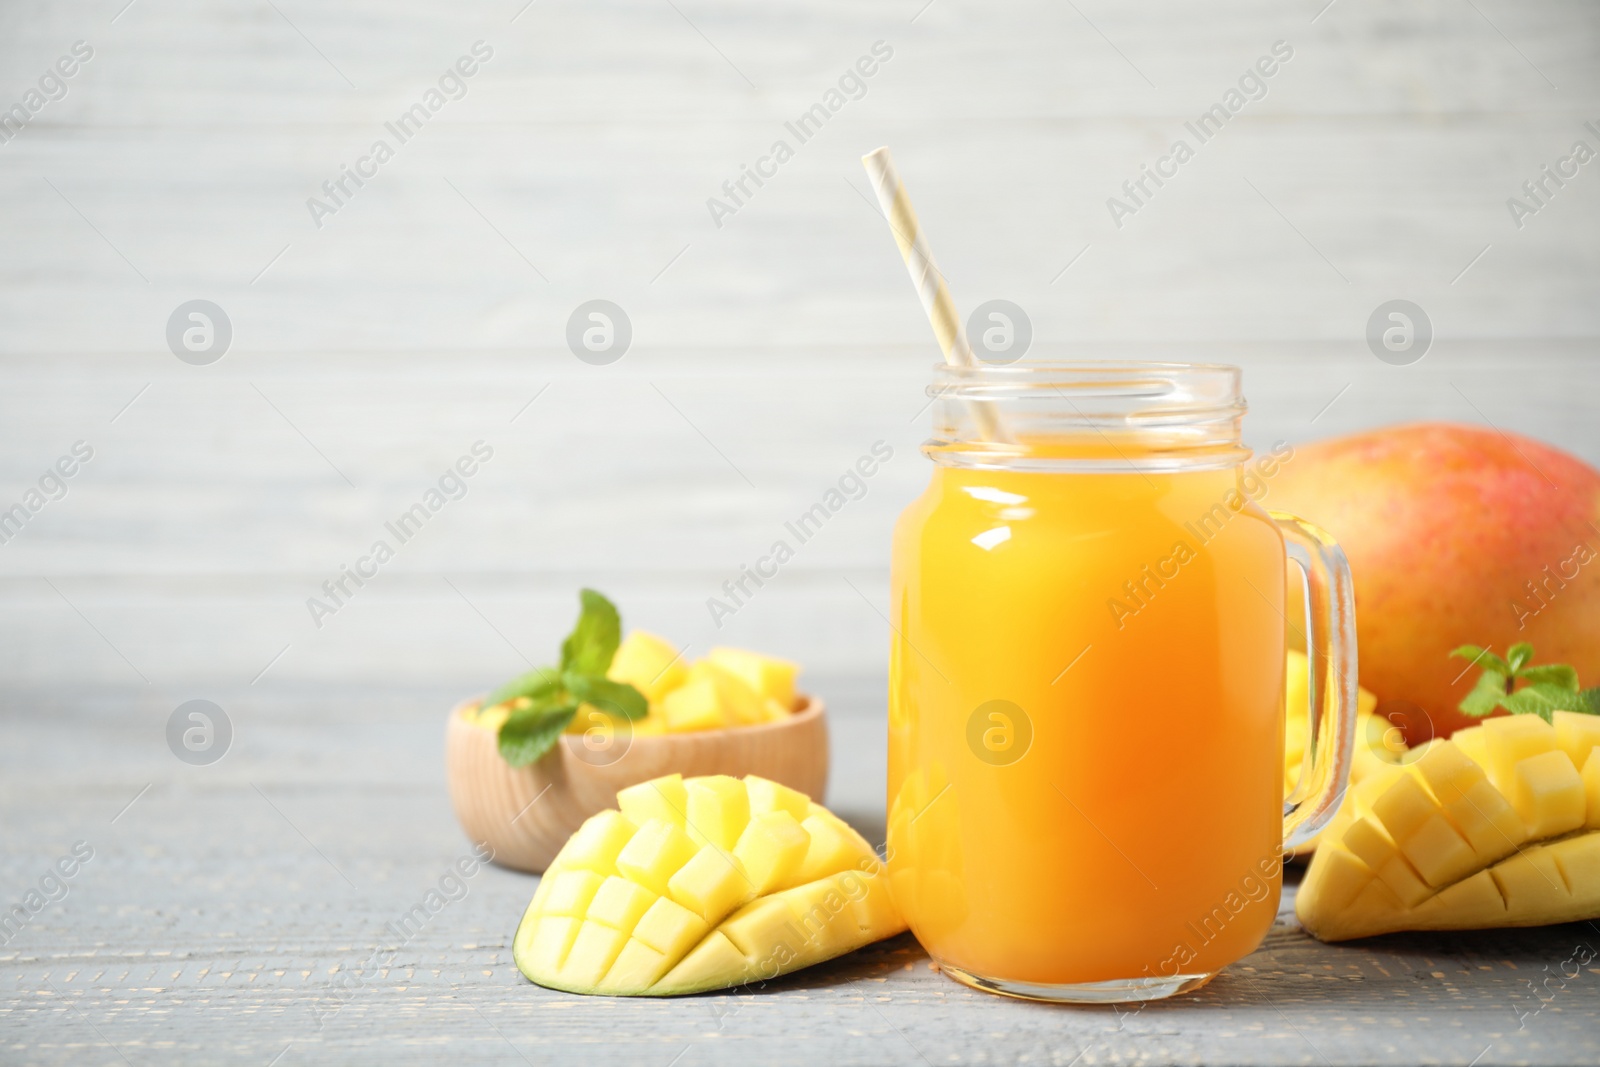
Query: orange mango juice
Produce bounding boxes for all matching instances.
[888,460,1289,986]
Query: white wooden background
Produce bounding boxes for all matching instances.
[2,0,1599,1063]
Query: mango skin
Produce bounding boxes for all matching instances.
[1269,422,1600,743]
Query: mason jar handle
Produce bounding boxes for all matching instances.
[1272,510,1359,849]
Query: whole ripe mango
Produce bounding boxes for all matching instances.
[1269,423,1600,743]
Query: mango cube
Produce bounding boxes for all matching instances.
[1305,847,1373,916]
[1374,853,1432,908]
[708,647,799,709]
[542,869,606,917]
[608,630,688,704]
[734,810,811,894]
[632,896,708,958]
[587,876,657,932]
[789,812,879,887]
[660,677,726,732]
[1400,812,1479,888]
[684,775,750,850]
[1585,750,1600,830]
[745,775,812,821]
[1554,711,1600,774]
[692,661,768,726]
[1482,714,1558,793]
[1510,749,1586,839]
[1449,725,1489,770]
[560,921,629,988]
[617,774,687,828]
[522,914,581,975]
[615,819,699,895]
[1370,774,1438,842]
[1442,778,1525,863]
[1414,741,1482,805]
[563,810,637,876]
[596,939,671,994]
[1342,817,1397,872]
[514,773,906,996]
[666,846,751,924]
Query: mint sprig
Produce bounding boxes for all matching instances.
[1450,642,1600,722]
[486,589,647,767]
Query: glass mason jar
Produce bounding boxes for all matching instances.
[886,362,1356,1003]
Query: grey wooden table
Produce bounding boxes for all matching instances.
[3,0,1599,1062]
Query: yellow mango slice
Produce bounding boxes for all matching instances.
[1299,732,1600,941]
[1281,651,1386,855]
[660,677,726,732]
[684,775,750,850]
[1450,725,1490,769]
[541,869,606,917]
[608,630,688,705]
[745,775,812,821]
[616,819,699,896]
[1482,714,1558,794]
[1509,749,1585,839]
[617,775,688,830]
[562,810,636,876]
[514,773,906,996]
[708,646,799,709]
[667,846,750,924]
[1584,751,1600,830]
[1553,710,1600,773]
[734,811,811,895]
[692,661,768,726]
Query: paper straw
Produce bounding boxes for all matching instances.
[861,147,1009,443]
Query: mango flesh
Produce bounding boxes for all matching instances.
[1282,650,1385,855]
[514,774,906,995]
[468,633,803,738]
[1268,422,1600,743]
[611,634,797,734]
[1298,712,1600,940]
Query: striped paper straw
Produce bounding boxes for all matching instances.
[861,146,1009,442]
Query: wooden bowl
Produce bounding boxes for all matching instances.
[445,696,830,873]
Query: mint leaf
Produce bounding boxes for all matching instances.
[1451,645,1510,677]
[566,673,649,720]
[1459,670,1510,717]
[1518,663,1580,691]
[560,589,622,677]
[1501,682,1590,722]
[498,701,578,767]
[1580,688,1600,716]
[1506,642,1535,673]
[485,664,563,709]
